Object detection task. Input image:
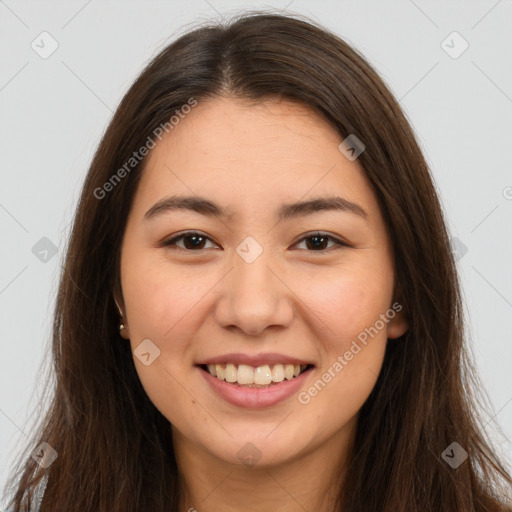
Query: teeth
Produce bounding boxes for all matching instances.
[271,364,285,382]
[225,363,237,383]
[215,364,225,380]
[254,365,272,385]
[205,363,308,386]
[237,364,254,384]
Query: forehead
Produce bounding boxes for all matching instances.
[151,96,344,169]
[131,96,382,225]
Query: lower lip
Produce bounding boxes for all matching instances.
[199,366,314,409]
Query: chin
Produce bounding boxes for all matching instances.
[200,425,312,468]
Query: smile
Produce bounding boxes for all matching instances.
[201,363,312,388]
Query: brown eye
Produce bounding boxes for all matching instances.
[161,231,350,252]
[294,232,349,252]
[162,232,218,251]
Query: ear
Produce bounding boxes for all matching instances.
[113,293,124,318]
[386,305,408,339]
[119,324,130,340]
[387,283,408,340]
[113,281,130,340]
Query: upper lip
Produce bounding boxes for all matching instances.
[196,352,315,367]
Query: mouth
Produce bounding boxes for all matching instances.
[198,363,314,388]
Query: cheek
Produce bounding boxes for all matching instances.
[306,260,394,346]
[297,261,392,416]
[121,258,206,429]
[122,254,207,343]
[133,363,210,446]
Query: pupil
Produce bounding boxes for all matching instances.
[185,235,204,249]
[307,235,327,250]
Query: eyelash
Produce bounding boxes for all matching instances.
[161,231,352,252]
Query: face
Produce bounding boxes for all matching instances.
[117,96,408,468]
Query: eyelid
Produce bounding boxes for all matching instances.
[161,231,219,249]
[161,230,353,251]
[291,230,353,249]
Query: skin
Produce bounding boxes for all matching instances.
[116,96,408,511]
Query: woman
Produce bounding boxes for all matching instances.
[3,11,511,512]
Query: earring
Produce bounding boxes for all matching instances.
[119,321,130,340]
[115,297,129,338]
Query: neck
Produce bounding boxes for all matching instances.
[173,418,356,512]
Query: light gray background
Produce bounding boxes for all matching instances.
[1,0,511,501]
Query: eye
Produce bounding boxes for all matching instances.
[293,232,350,252]
[161,231,219,251]
[161,231,351,252]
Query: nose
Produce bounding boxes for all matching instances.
[214,249,294,337]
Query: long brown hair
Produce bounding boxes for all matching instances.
[3,10,511,512]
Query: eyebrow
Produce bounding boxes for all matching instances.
[144,195,369,222]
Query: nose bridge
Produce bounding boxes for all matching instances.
[233,239,280,308]
[234,243,275,297]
